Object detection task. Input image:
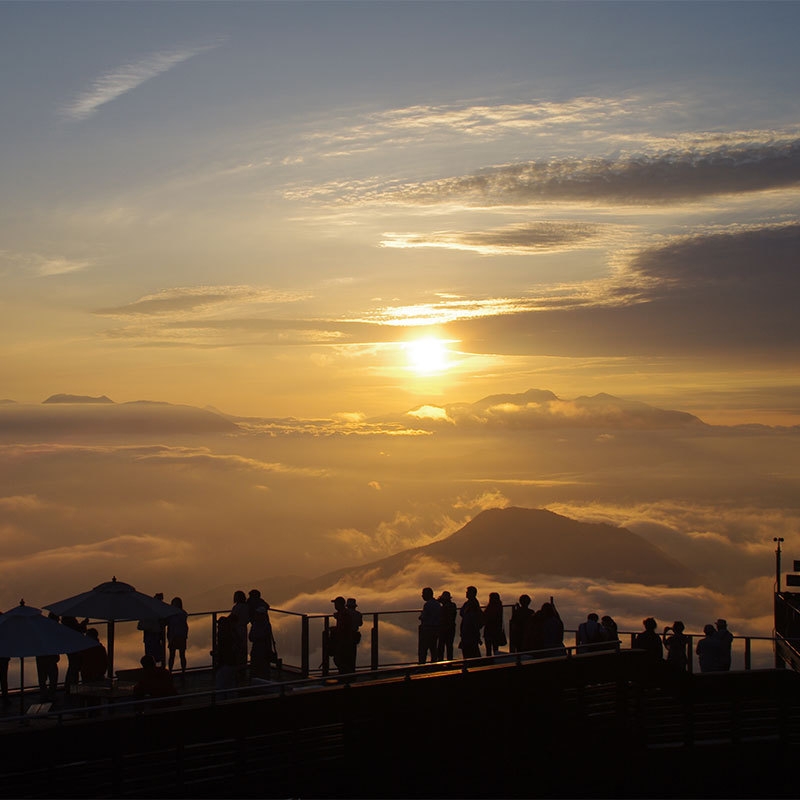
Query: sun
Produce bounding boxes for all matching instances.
[405,337,450,375]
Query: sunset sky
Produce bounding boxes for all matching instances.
[1,2,800,655]
[2,1,799,424]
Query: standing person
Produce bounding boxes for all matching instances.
[663,621,690,672]
[697,624,723,672]
[509,595,534,653]
[346,598,363,670]
[418,587,441,664]
[36,612,60,702]
[212,616,238,691]
[437,591,458,661]
[138,592,166,666]
[330,596,356,674]
[459,586,484,660]
[61,615,87,695]
[166,597,189,679]
[633,618,664,664]
[540,599,565,655]
[576,613,604,654]
[600,615,620,651]
[483,592,505,656]
[247,590,269,625]
[249,604,273,678]
[230,591,250,669]
[716,619,734,671]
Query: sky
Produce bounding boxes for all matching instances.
[1,0,799,423]
[1,2,800,660]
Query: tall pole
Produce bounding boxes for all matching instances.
[774,537,785,593]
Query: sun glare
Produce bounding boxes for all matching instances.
[405,337,450,375]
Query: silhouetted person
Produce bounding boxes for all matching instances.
[36,612,60,702]
[663,621,689,672]
[247,589,269,622]
[418,587,441,663]
[249,603,276,678]
[697,624,723,672]
[483,592,505,656]
[133,655,178,707]
[330,596,356,674]
[230,590,249,668]
[716,618,733,671]
[540,599,565,655]
[600,615,619,651]
[347,598,363,669]
[577,613,604,654]
[166,597,189,678]
[61,615,86,694]
[212,615,239,691]
[138,592,166,666]
[459,586,484,659]
[437,591,457,660]
[80,628,108,682]
[510,594,534,653]
[633,617,664,664]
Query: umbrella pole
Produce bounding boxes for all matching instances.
[107,619,115,681]
[18,657,24,717]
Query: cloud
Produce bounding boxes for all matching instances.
[0,250,92,277]
[95,285,308,318]
[325,136,800,207]
[380,221,607,255]
[62,41,222,120]
[301,97,645,153]
[435,222,800,360]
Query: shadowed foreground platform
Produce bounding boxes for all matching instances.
[2,650,800,798]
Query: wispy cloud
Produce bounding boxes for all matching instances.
[61,41,221,121]
[296,134,800,207]
[95,285,309,318]
[381,221,608,255]
[0,250,92,277]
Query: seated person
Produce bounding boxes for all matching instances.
[79,628,108,682]
[133,655,178,702]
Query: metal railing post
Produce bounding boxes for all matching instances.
[686,635,693,674]
[744,636,751,670]
[301,615,310,677]
[322,616,330,677]
[371,612,379,671]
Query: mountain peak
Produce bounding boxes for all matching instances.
[43,394,114,404]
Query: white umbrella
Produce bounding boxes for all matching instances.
[44,576,182,680]
[0,600,97,716]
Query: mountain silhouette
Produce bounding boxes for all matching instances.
[0,399,238,436]
[43,393,114,404]
[376,389,705,431]
[304,507,697,596]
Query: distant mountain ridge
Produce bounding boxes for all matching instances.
[43,393,114,404]
[384,389,705,431]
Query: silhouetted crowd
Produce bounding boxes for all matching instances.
[325,586,738,676]
[0,588,738,711]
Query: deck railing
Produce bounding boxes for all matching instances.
[119,603,778,676]
[2,603,780,698]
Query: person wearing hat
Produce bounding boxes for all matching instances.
[437,591,457,661]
